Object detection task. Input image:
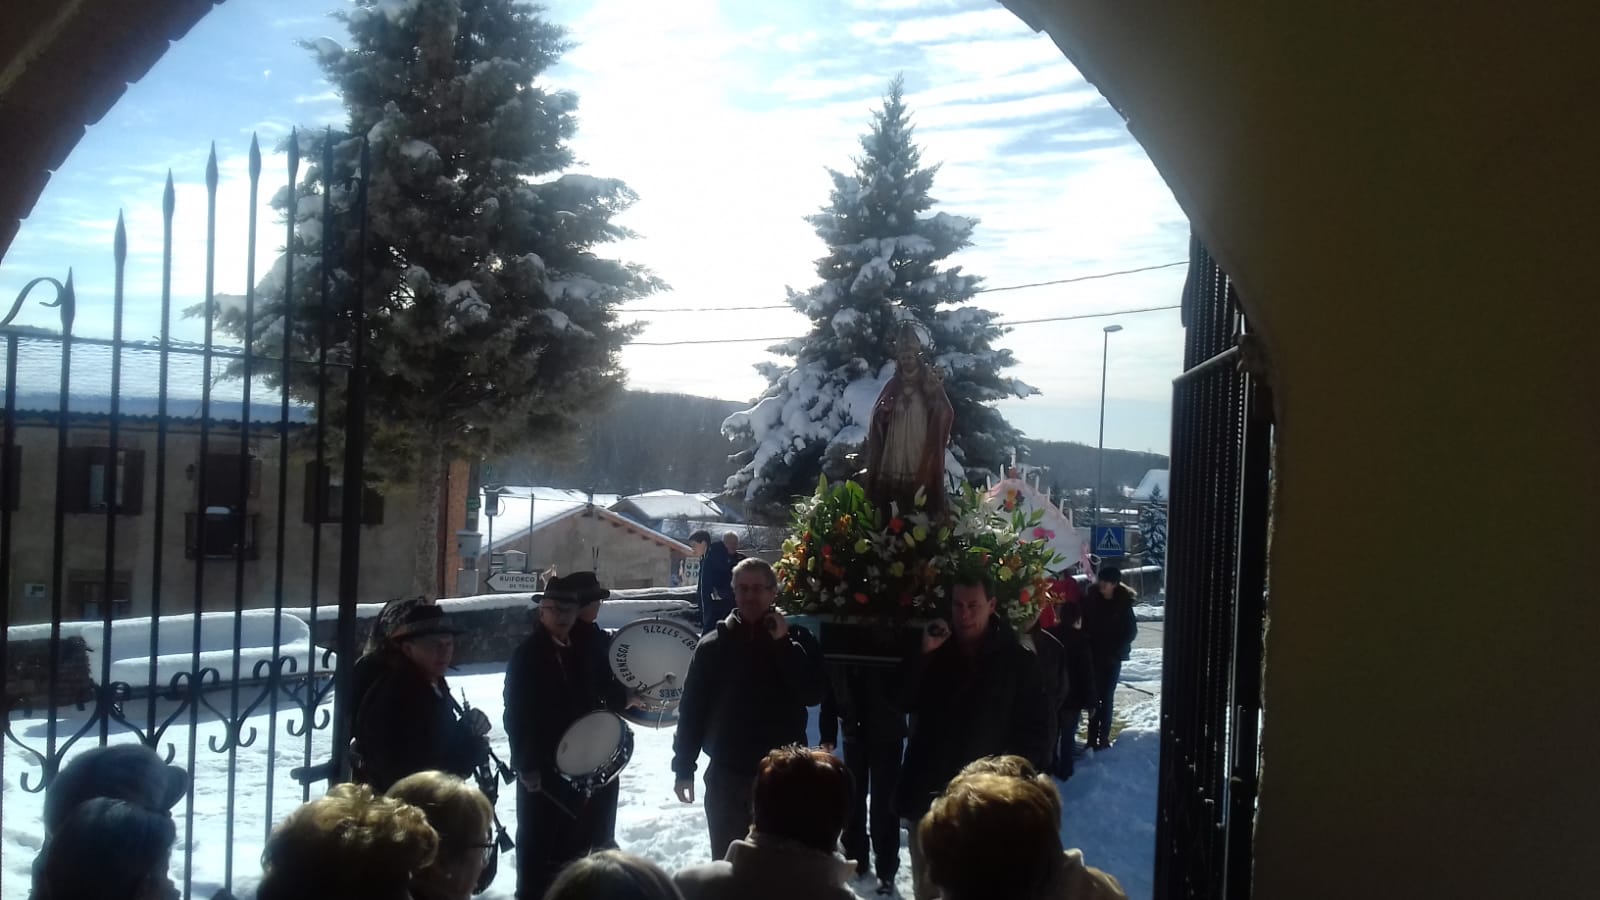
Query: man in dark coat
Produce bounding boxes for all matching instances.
[503,573,629,899]
[820,663,906,895]
[352,602,490,793]
[894,573,1050,900]
[1049,598,1097,778]
[1081,566,1139,751]
[673,557,827,862]
[697,531,736,634]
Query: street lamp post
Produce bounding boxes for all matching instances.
[1094,324,1123,534]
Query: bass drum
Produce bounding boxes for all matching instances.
[608,617,700,728]
[555,710,634,796]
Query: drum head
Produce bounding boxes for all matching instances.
[608,618,699,728]
[556,711,624,776]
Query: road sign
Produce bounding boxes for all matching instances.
[1092,525,1127,559]
[486,570,542,592]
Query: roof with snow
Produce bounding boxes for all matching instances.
[1,335,314,424]
[483,486,622,549]
[610,490,727,523]
[1132,469,1170,503]
[486,496,693,556]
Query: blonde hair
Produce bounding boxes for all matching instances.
[919,772,1063,900]
[258,782,438,900]
[954,755,1063,820]
[387,771,494,866]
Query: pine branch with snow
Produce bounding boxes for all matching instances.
[195,0,662,595]
[724,76,1035,508]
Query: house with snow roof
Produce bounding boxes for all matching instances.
[1132,468,1170,504]
[481,486,692,590]
[1,338,422,624]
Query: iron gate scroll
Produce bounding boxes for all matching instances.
[0,133,371,900]
[1154,237,1271,900]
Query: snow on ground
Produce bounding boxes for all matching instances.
[4,648,1163,900]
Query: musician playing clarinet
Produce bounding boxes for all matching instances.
[503,573,627,900]
[351,600,492,792]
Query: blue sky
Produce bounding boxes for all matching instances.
[0,0,1189,455]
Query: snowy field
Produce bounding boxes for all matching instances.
[3,650,1161,899]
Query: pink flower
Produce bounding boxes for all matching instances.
[1033,527,1056,540]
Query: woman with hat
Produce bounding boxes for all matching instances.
[353,599,491,793]
[503,572,627,899]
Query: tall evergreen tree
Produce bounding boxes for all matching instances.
[723,77,1035,511]
[207,0,659,595]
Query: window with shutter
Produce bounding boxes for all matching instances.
[63,447,144,514]
[302,461,385,525]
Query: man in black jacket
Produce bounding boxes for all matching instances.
[352,602,490,793]
[894,573,1050,900]
[503,573,628,899]
[1081,566,1139,751]
[672,557,827,862]
[820,663,906,895]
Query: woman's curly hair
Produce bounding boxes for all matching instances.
[258,782,438,900]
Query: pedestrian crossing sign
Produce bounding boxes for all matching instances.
[1092,525,1127,558]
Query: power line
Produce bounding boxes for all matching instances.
[628,302,1179,347]
[619,259,1188,313]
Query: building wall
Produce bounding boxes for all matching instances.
[525,510,678,589]
[3,421,419,624]
[1004,2,1598,897]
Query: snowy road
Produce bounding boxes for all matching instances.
[3,639,1162,899]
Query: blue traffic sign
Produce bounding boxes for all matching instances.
[1092,525,1127,558]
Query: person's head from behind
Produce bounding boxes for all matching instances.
[919,773,1064,900]
[722,531,739,553]
[38,797,177,900]
[544,849,683,900]
[751,745,853,853]
[258,782,438,900]
[42,743,188,837]
[387,772,494,900]
[950,573,996,644]
[954,755,1063,820]
[689,530,712,557]
[1095,565,1122,598]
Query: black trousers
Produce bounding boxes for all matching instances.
[1087,660,1122,747]
[514,778,620,899]
[842,735,903,880]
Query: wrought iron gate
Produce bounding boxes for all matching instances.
[1153,236,1272,899]
[0,133,371,900]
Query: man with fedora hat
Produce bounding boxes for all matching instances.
[504,572,629,899]
[352,599,491,793]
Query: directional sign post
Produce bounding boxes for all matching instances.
[1092,525,1127,559]
[486,570,542,592]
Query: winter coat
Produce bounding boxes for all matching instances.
[503,621,626,785]
[673,833,866,900]
[353,659,486,793]
[1050,622,1097,711]
[672,612,827,779]
[697,543,736,630]
[820,662,907,748]
[1044,848,1129,900]
[1081,584,1139,663]
[893,617,1051,821]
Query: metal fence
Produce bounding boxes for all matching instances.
[1153,236,1271,899]
[0,132,371,900]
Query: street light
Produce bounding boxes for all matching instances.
[1095,324,1123,534]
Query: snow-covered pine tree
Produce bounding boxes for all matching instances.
[1138,484,1168,569]
[206,0,660,596]
[723,76,1036,511]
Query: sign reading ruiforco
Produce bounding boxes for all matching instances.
[486,570,542,592]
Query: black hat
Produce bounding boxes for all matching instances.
[43,744,189,833]
[543,572,609,605]
[1096,565,1123,583]
[386,601,465,641]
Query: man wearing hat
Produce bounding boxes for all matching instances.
[504,572,628,899]
[352,599,491,792]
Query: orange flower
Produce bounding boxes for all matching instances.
[889,517,906,534]
[1020,588,1033,604]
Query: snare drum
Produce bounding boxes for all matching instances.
[608,618,700,729]
[555,710,634,796]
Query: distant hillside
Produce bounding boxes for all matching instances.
[490,389,1167,500]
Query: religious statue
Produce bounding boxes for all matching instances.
[862,322,955,518]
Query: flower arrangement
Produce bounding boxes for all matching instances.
[775,477,1063,632]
